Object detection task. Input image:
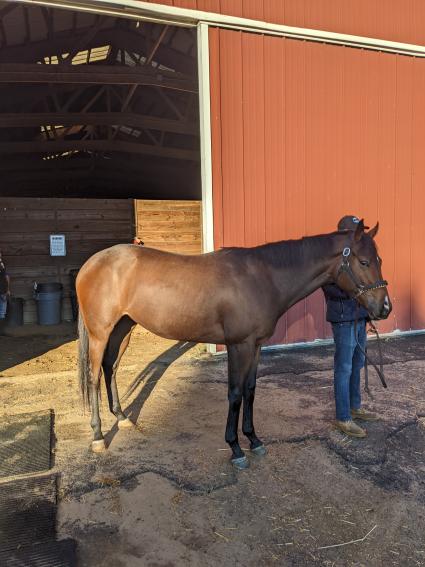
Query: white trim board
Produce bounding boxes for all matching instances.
[197,22,214,256]
[18,0,425,57]
[209,328,425,357]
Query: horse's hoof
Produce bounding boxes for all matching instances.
[118,417,134,430]
[251,444,267,456]
[91,439,106,453]
[231,456,249,470]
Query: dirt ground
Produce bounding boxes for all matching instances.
[1,324,425,567]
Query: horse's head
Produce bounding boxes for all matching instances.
[334,220,392,320]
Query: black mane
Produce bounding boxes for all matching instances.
[221,231,346,269]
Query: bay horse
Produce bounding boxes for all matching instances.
[77,220,392,469]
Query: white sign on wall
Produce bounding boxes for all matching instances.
[50,234,66,257]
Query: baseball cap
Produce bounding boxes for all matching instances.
[337,215,370,231]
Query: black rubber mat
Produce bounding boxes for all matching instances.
[0,475,57,553]
[0,410,52,478]
[0,475,77,566]
[0,539,77,567]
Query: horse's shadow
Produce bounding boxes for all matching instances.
[104,341,196,448]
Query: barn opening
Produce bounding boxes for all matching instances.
[0,2,202,326]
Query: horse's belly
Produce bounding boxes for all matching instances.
[127,289,225,343]
[126,274,274,345]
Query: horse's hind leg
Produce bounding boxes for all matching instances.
[89,335,109,452]
[225,340,257,469]
[102,316,136,428]
[242,345,266,455]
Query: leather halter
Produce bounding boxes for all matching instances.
[337,247,388,299]
[336,246,389,391]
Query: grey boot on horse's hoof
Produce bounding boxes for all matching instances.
[91,439,107,453]
[250,444,267,456]
[231,456,249,470]
[118,417,134,430]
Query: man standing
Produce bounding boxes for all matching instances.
[0,250,10,320]
[323,216,378,438]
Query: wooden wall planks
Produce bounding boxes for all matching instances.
[135,200,202,254]
[0,198,134,323]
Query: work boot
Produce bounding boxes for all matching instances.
[351,408,379,422]
[335,419,367,438]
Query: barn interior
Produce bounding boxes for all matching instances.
[0,1,200,199]
[0,2,202,325]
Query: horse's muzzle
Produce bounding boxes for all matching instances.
[375,294,392,320]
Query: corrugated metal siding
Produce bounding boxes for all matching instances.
[144,1,425,46]
[209,27,425,344]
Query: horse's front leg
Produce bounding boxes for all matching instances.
[225,341,256,469]
[242,345,266,455]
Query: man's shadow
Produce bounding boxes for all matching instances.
[104,341,196,447]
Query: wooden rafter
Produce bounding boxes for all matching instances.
[0,140,199,161]
[145,25,169,66]
[61,15,105,65]
[0,112,198,135]
[0,64,198,92]
[0,27,196,74]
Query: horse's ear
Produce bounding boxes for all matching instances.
[367,222,379,239]
[354,219,365,242]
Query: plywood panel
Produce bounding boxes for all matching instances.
[135,200,202,255]
[0,198,134,323]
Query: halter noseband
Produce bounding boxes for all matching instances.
[337,247,388,299]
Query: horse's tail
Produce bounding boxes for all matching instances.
[78,311,91,409]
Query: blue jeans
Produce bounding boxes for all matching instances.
[0,294,7,319]
[331,320,366,421]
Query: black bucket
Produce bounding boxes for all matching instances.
[34,283,63,325]
[5,297,24,327]
[35,282,62,293]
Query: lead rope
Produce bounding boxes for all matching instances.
[354,303,388,398]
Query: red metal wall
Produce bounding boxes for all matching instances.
[145,1,425,46]
[209,27,425,344]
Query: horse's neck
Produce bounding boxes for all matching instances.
[265,233,346,313]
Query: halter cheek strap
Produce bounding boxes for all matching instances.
[337,247,388,299]
[337,247,389,391]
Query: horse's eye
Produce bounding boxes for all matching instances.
[360,260,369,267]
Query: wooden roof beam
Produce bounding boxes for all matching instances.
[0,28,196,74]
[0,112,198,135]
[0,64,197,92]
[0,139,199,161]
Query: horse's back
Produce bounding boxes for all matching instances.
[77,243,275,343]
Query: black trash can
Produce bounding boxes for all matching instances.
[5,297,24,327]
[34,282,63,325]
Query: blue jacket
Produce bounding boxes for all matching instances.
[322,284,369,323]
